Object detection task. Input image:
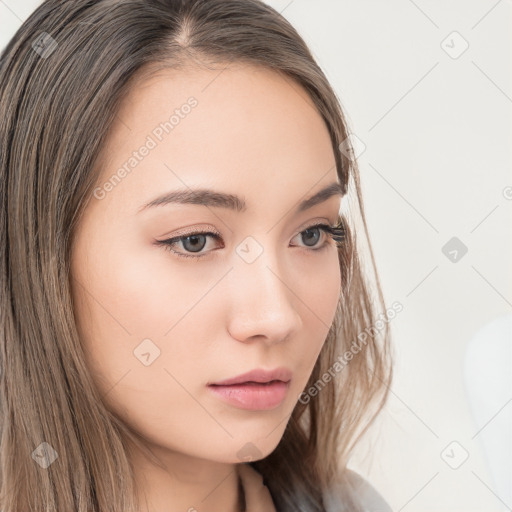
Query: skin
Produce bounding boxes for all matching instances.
[70,60,342,512]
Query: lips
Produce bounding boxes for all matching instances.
[208,367,292,386]
[207,381,290,410]
[206,367,292,410]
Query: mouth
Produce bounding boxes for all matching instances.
[207,380,290,410]
[208,367,292,387]
[208,380,282,386]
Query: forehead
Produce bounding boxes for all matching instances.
[93,61,338,216]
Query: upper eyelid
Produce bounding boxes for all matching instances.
[160,216,338,240]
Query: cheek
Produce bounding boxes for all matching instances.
[70,233,225,407]
[70,246,223,452]
[290,249,341,371]
[73,235,214,340]
[297,247,341,327]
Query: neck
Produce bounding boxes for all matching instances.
[128,442,243,512]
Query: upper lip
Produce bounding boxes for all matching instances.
[208,367,292,386]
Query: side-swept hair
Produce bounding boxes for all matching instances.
[0,1,393,510]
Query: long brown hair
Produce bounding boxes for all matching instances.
[0,1,394,510]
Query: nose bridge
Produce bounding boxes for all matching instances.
[226,242,301,343]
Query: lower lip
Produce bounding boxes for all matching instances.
[207,381,290,410]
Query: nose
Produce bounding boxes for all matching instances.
[225,250,303,346]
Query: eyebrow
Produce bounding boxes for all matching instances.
[137,181,344,214]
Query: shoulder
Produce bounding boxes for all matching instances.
[344,469,393,512]
[323,468,393,512]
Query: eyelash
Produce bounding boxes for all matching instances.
[154,222,345,260]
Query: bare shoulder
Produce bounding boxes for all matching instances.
[344,469,393,512]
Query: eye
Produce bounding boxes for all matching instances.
[154,229,223,260]
[154,222,345,260]
[291,222,344,250]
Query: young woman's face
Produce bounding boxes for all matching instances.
[70,62,342,465]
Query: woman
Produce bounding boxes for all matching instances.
[0,1,394,510]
